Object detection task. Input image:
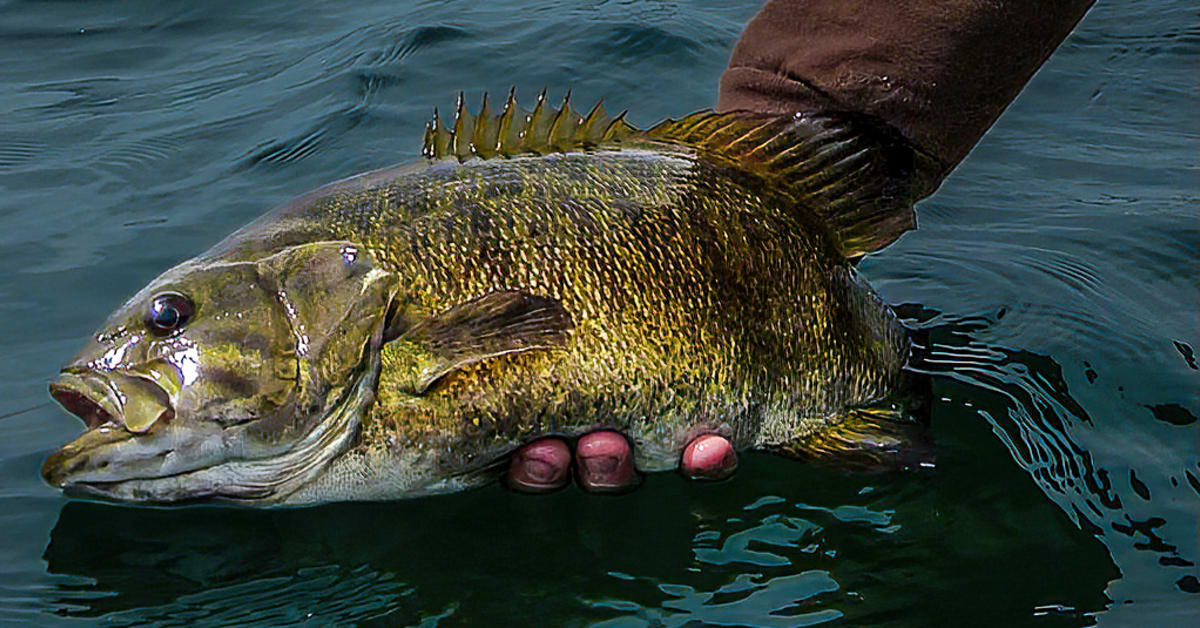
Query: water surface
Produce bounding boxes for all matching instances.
[0,0,1196,625]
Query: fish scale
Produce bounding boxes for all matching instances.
[262,148,908,501]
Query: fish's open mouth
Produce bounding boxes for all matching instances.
[49,369,175,435]
[49,370,124,430]
[49,387,114,429]
[42,370,207,496]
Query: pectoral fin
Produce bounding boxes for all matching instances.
[387,290,573,395]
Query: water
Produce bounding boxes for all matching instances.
[0,0,1195,625]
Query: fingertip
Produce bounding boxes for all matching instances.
[681,434,738,481]
[507,436,571,493]
[575,430,638,493]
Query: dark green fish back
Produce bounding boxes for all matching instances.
[422,91,935,258]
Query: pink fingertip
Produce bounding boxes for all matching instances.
[681,434,738,481]
[575,430,637,492]
[506,437,571,492]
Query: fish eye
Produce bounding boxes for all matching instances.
[145,292,195,334]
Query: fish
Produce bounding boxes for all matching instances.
[41,91,934,505]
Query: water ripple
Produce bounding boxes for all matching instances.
[904,310,1200,604]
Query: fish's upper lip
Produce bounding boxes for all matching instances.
[49,371,123,429]
[51,367,177,434]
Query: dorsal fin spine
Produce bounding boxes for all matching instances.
[474,92,498,158]
[422,118,434,159]
[524,90,552,153]
[579,100,608,143]
[452,92,471,159]
[430,107,451,158]
[601,111,630,142]
[496,88,518,152]
[547,91,575,146]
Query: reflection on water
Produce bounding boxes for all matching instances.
[44,311,1144,625]
[903,307,1200,618]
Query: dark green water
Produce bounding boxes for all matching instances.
[1,0,1196,625]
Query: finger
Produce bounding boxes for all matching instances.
[574,430,638,493]
[680,434,738,480]
[506,436,572,493]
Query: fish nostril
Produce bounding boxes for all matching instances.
[50,388,114,429]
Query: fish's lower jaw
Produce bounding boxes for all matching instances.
[43,357,380,506]
[59,480,205,505]
[58,474,273,505]
[40,422,138,489]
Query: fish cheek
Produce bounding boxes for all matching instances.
[164,271,299,429]
[167,339,295,430]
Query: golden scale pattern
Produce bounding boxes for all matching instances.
[228,92,911,480]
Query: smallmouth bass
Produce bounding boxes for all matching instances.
[42,93,931,505]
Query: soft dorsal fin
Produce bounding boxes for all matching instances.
[646,111,934,258]
[423,91,935,258]
[386,290,573,395]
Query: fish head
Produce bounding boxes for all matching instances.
[42,240,397,504]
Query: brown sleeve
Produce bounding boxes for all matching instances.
[717,0,1095,189]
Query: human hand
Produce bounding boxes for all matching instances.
[506,431,738,493]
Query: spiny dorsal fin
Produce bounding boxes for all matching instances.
[422,89,639,161]
[645,110,936,258]
[423,91,934,258]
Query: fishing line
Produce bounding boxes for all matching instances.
[0,402,50,420]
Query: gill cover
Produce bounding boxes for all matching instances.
[251,241,398,433]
